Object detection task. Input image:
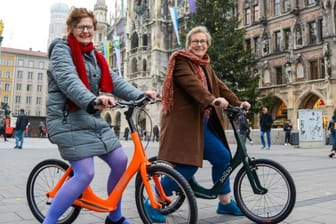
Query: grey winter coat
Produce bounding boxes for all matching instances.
[47,38,143,161]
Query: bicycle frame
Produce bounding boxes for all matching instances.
[189,106,266,199]
[46,98,170,212]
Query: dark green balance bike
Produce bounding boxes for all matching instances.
[150,105,296,224]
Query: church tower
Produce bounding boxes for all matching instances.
[93,0,109,52]
[47,2,69,50]
[124,0,190,127]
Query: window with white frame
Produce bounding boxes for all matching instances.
[274,0,281,16]
[26,96,32,104]
[17,71,23,79]
[15,96,21,103]
[16,83,22,91]
[28,72,33,79]
[18,59,24,66]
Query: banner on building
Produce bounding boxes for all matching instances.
[113,35,122,76]
[188,0,196,13]
[103,40,110,66]
[169,6,181,48]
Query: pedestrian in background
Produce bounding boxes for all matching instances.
[152,125,159,142]
[246,118,253,144]
[14,109,29,149]
[259,107,273,150]
[239,108,250,146]
[283,119,293,146]
[27,122,32,137]
[39,122,45,137]
[327,109,336,158]
[123,127,129,141]
[0,115,7,141]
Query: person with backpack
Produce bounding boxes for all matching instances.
[327,109,336,158]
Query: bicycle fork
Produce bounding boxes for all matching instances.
[242,158,268,194]
[139,162,172,209]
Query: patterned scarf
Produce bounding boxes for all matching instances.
[162,50,210,113]
[67,34,113,111]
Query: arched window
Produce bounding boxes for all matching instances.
[143,59,147,72]
[143,34,148,47]
[131,58,137,73]
[131,32,139,53]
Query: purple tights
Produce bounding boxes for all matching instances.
[43,147,131,224]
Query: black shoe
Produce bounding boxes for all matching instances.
[14,146,18,149]
[329,152,335,158]
[18,146,22,149]
[105,216,126,224]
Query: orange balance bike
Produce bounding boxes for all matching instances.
[26,96,198,224]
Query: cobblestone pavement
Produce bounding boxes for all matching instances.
[0,137,335,223]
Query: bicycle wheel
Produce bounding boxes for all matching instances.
[234,159,296,224]
[26,159,81,224]
[135,163,198,224]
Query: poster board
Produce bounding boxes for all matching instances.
[298,109,323,142]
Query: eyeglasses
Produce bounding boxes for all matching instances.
[191,39,207,45]
[75,25,94,31]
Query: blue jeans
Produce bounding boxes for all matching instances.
[331,132,336,151]
[15,130,25,147]
[260,130,271,148]
[161,118,231,195]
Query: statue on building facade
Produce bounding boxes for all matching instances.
[0,20,4,36]
[323,42,331,78]
[295,24,302,46]
[285,63,293,83]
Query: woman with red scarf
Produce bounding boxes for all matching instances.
[44,7,155,224]
[146,26,250,222]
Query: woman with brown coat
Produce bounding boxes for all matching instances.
[144,26,250,222]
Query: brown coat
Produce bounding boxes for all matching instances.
[158,56,241,167]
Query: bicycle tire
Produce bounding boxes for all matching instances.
[234,159,296,224]
[26,159,81,224]
[135,163,198,224]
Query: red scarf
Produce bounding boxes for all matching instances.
[162,50,210,113]
[67,34,113,111]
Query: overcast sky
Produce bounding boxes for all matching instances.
[0,0,116,52]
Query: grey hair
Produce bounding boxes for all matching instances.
[185,26,212,48]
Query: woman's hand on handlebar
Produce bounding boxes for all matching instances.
[240,101,251,110]
[94,95,116,110]
[212,98,251,110]
[212,97,229,109]
[144,90,157,100]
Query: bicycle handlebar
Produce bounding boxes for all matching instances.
[214,100,248,115]
[93,95,156,109]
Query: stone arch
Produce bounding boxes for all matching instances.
[295,90,325,110]
[270,95,288,128]
[103,112,112,126]
[295,90,329,128]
